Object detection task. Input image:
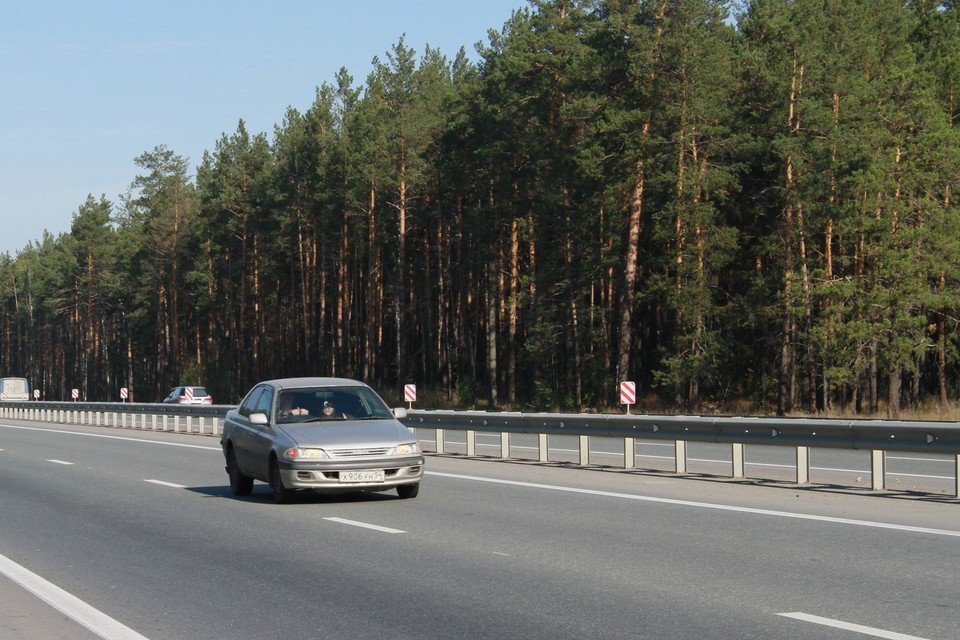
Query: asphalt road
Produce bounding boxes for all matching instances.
[1,419,959,640]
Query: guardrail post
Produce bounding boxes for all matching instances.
[675,440,687,474]
[435,428,445,454]
[624,437,635,469]
[579,435,590,466]
[732,443,745,478]
[871,450,885,491]
[955,455,960,498]
[796,446,810,484]
[539,433,549,463]
[466,430,476,456]
[501,432,511,459]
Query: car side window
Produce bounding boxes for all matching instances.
[239,387,265,417]
[255,388,274,417]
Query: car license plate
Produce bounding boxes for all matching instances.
[339,470,385,483]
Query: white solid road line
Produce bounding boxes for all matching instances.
[323,517,406,534]
[425,471,960,538]
[0,552,150,640]
[46,459,73,465]
[0,423,220,451]
[425,437,956,480]
[778,612,929,640]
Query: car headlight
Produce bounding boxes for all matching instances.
[393,443,420,455]
[284,447,329,459]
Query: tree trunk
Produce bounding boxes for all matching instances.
[508,217,519,404]
[778,54,803,416]
[486,263,498,408]
[618,159,644,385]
[396,155,408,394]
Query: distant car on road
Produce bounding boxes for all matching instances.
[162,386,213,405]
[220,377,423,504]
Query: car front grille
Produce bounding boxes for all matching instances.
[320,468,401,480]
[328,447,391,458]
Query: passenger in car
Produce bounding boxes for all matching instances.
[321,401,337,418]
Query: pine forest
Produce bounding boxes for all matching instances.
[2,0,960,418]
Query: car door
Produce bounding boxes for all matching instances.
[230,385,275,480]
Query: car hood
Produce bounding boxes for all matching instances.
[278,419,414,449]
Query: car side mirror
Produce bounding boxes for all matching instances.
[249,412,269,425]
[393,407,408,419]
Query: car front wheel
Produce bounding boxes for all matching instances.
[270,458,296,504]
[226,449,254,496]
[397,483,419,499]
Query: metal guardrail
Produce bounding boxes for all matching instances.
[0,401,231,436]
[2,402,959,497]
[402,410,960,497]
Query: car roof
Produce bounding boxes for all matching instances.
[262,377,368,390]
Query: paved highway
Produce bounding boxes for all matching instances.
[1,419,958,639]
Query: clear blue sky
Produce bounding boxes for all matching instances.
[0,0,526,256]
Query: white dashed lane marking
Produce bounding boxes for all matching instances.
[323,517,406,534]
[778,612,930,640]
[143,479,186,489]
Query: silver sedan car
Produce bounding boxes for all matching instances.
[220,377,424,503]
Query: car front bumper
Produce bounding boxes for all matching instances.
[277,455,425,492]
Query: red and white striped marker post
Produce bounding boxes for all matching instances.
[184,387,194,402]
[620,381,636,414]
[71,388,79,401]
[33,389,40,400]
[404,384,416,409]
[120,387,128,403]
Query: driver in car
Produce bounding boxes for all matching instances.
[278,393,310,419]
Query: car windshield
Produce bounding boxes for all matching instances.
[274,386,393,423]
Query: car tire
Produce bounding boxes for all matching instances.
[226,449,254,496]
[397,483,419,499]
[270,458,295,504]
